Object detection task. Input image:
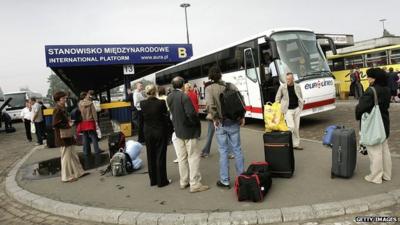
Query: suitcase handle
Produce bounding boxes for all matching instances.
[264,143,289,147]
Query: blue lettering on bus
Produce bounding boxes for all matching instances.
[304,80,333,90]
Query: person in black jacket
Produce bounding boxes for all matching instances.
[356,68,391,184]
[140,84,171,187]
[167,76,209,193]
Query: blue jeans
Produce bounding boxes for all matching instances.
[201,120,215,155]
[215,121,244,185]
[82,131,100,155]
[202,120,234,155]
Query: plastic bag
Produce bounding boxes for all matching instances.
[30,122,36,134]
[264,102,288,132]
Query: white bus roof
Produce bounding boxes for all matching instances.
[5,91,43,97]
[4,91,29,95]
[156,27,313,75]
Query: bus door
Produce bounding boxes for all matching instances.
[244,48,263,119]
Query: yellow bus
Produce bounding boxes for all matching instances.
[327,44,400,93]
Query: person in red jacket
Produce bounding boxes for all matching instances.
[184,83,199,113]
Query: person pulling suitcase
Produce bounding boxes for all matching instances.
[275,72,304,150]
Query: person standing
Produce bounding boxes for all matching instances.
[79,92,101,156]
[356,68,392,184]
[30,97,45,145]
[275,72,304,150]
[20,100,32,142]
[167,76,209,193]
[133,82,146,144]
[184,83,199,113]
[205,66,245,189]
[141,84,171,187]
[201,81,235,159]
[52,91,85,182]
[387,67,399,102]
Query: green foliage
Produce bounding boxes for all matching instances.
[47,74,74,98]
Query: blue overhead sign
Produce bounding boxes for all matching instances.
[45,44,193,68]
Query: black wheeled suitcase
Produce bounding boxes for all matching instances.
[46,127,56,148]
[330,127,357,178]
[263,131,295,178]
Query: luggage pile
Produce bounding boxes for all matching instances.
[101,132,143,176]
[233,102,294,202]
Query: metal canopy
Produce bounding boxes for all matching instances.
[45,44,193,94]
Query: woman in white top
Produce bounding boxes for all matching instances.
[20,100,33,142]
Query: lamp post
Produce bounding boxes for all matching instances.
[180,3,191,44]
[379,18,387,33]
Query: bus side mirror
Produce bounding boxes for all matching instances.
[317,35,337,55]
[268,39,280,60]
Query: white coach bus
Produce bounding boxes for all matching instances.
[155,28,337,119]
[4,91,42,120]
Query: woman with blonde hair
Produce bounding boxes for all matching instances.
[140,84,171,187]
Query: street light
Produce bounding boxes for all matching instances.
[379,18,387,33]
[180,3,191,44]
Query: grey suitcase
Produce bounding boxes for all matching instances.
[331,127,357,178]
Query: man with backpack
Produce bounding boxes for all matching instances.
[205,65,246,189]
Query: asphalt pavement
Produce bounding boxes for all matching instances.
[1,101,400,224]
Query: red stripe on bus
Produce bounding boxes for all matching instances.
[245,106,263,113]
[198,104,262,113]
[303,98,336,110]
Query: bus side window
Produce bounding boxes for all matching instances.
[390,48,400,64]
[366,50,387,67]
[328,59,333,71]
[244,48,258,83]
[333,58,345,71]
[344,55,364,70]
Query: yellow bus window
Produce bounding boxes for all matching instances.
[344,55,364,69]
[390,49,400,64]
[366,51,387,67]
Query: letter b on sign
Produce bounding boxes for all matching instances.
[178,48,187,58]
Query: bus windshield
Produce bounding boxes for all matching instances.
[5,93,26,109]
[271,31,330,80]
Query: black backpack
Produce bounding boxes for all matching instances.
[70,107,82,124]
[108,132,126,158]
[234,161,272,202]
[219,82,246,121]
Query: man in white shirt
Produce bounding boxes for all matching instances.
[30,97,45,145]
[21,100,33,142]
[133,82,146,143]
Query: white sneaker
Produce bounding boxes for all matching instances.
[173,159,179,163]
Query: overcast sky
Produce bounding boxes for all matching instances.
[0,0,399,95]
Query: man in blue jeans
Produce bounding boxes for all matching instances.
[205,65,245,189]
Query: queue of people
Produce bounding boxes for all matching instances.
[48,64,393,189]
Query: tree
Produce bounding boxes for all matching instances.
[47,73,75,98]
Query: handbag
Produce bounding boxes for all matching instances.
[59,127,73,139]
[264,102,289,132]
[30,122,36,134]
[360,87,386,146]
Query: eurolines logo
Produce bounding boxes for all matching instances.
[304,80,334,90]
